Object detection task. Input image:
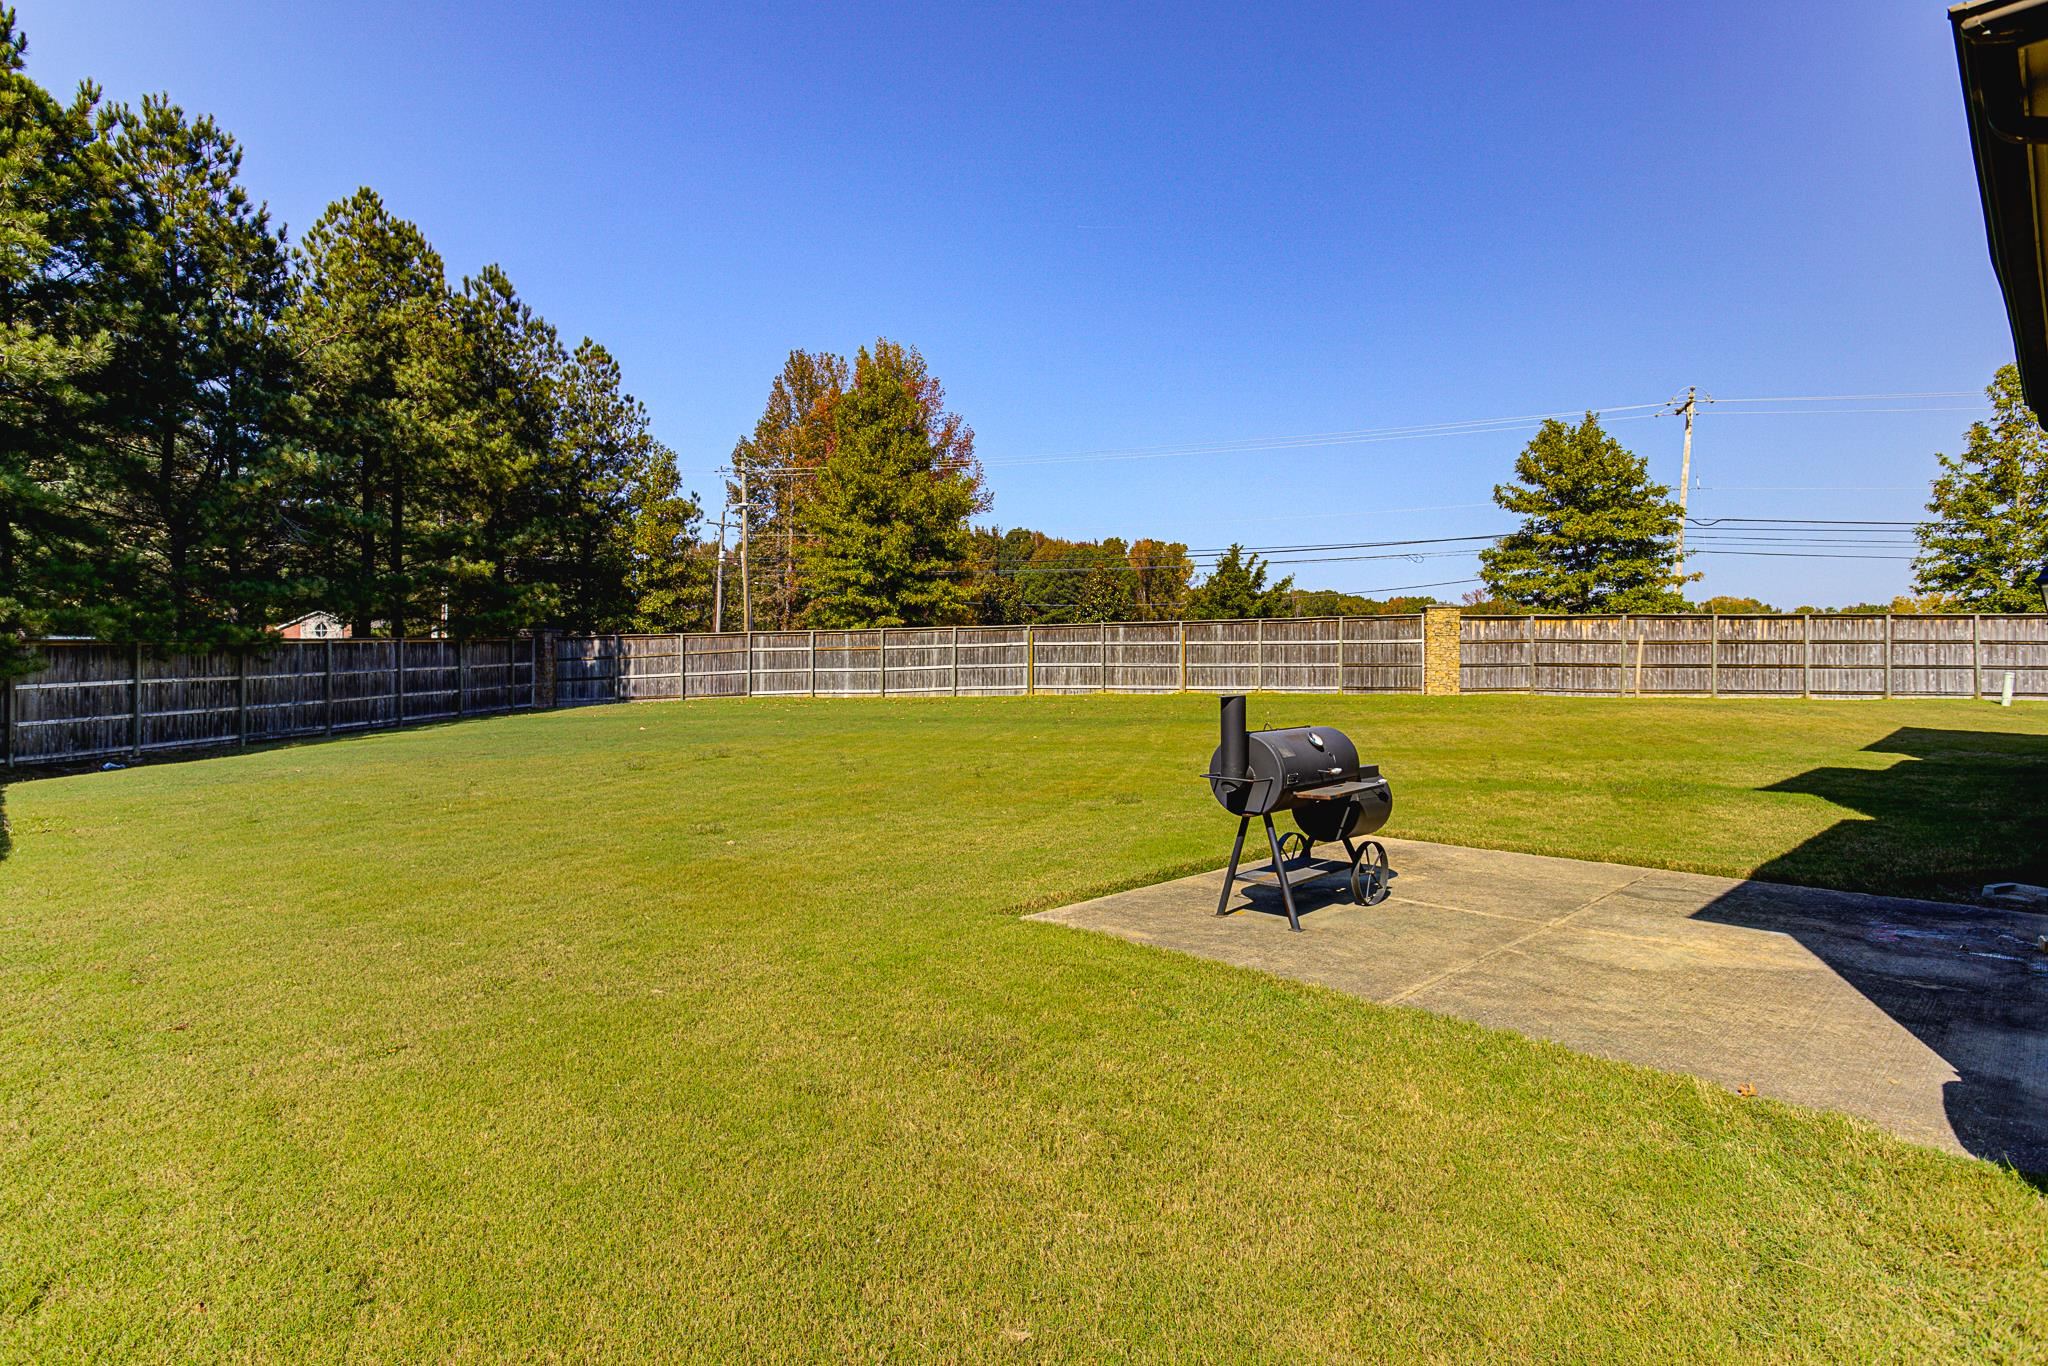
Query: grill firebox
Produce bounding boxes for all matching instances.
[1204,694,1394,930]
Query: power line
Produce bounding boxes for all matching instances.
[1690,549,1917,561]
[1687,516,1918,526]
[1708,390,1981,403]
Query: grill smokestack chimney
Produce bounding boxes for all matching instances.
[1219,694,1249,779]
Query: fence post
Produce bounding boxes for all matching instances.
[1179,620,1188,692]
[952,625,961,696]
[1802,616,1812,699]
[1972,614,1982,699]
[1709,616,1719,698]
[324,639,336,735]
[1618,614,1630,697]
[877,631,886,698]
[236,647,249,749]
[1026,625,1035,696]
[1524,614,1535,692]
[1256,618,1265,693]
[131,642,143,759]
[457,640,468,716]
[1882,615,1893,699]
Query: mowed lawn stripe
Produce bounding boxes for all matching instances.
[3,695,2043,1359]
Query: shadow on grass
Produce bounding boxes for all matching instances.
[1695,726,2048,1174]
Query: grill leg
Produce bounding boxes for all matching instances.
[1215,816,1250,917]
[1264,814,1302,932]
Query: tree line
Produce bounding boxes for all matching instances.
[0,11,709,679]
[720,348,1442,631]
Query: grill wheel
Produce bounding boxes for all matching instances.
[1276,831,1310,867]
[1350,841,1391,906]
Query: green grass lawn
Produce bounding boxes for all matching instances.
[3,693,2045,1360]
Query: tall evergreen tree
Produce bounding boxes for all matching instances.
[1914,365,2048,611]
[1185,544,1293,619]
[284,188,455,637]
[551,339,655,631]
[798,341,981,627]
[91,96,296,639]
[437,265,565,634]
[1478,413,1688,612]
[625,447,709,631]
[0,10,110,670]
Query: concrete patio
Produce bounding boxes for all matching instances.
[1030,838,2048,1169]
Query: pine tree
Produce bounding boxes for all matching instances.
[1478,413,1689,612]
[1185,545,1293,619]
[1914,365,2048,611]
[284,188,455,637]
[91,96,296,640]
[440,264,564,635]
[625,447,709,631]
[798,342,980,627]
[0,9,111,671]
[551,339,661,631]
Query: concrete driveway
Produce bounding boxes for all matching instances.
[1029,838,2048,1169]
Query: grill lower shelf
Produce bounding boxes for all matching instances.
[1235,854,1354,889]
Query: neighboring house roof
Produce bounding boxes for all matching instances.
[1952,0,2048,423]
[273,612,341,630]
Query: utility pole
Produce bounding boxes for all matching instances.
[738,460,752,633]
[714,499,728,632]
[1665,387,1712,578]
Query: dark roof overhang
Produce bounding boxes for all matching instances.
[1953,0,2048,423]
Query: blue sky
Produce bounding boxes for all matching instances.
[26,1,2014,606]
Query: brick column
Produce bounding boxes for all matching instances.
[1423,606,1462,695]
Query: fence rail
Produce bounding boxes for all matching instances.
[4,638,538,768]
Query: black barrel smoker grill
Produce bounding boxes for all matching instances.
[1205,695,1394,931]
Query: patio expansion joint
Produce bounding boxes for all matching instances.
[1382,871,1655,1007]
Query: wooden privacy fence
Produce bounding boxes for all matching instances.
[4,638,538,768]
[572,612,2048,705]
[570,617,1428,702]
[1458,614,2048,698]
[11,612,2043,768]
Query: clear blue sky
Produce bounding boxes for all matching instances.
[26,1,2016,607]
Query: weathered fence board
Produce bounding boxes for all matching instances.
[7,637,537,767]
[1344,615,1426,693]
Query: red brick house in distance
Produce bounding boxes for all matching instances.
[271,611,351,640]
